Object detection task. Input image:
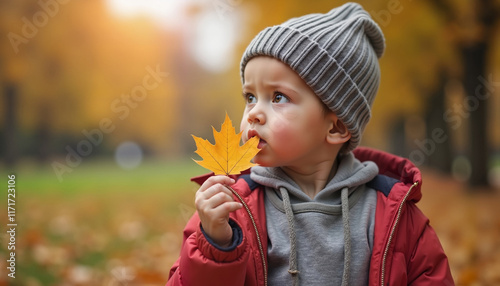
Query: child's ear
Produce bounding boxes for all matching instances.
[326,115,351,145]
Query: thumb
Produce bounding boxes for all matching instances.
[225,201,243,213]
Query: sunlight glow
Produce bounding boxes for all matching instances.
[106,0,245,73]
[106,0,188,28]
[189,10,241,73]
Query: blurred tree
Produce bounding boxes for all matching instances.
[0,1,27,167]
[1,0,179,164]
[2,0,497,179]
[424,69,453,173]
[427,0,499,187]
[2,84,18,167]
[348,0,456,159]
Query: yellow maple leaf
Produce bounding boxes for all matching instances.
[192,113,260,175]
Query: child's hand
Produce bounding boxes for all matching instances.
[195,176,242,247]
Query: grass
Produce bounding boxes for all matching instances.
[2,157,205,194]
[0,158,205,286]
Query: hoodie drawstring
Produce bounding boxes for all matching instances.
[279,187,299,286]
[341,187,351,286]
[280,186,351,286]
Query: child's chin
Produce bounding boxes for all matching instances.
[253,157,275,168]
[252,157,265,167]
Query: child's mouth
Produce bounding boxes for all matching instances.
[257,138,266,149]
[247,130,266,149]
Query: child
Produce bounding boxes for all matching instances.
[167,2,453,285]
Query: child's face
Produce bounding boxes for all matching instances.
[240,56,334,168]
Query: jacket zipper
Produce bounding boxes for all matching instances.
[229,186,268,286]
[380,181,419,285]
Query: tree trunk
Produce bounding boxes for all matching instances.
[462,42,490,187]
[36,103,51,163]
[4,83,18,167]
[426,70,453,173]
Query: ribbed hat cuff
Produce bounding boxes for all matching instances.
[240,25,371,152]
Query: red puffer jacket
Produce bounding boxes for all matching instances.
[167,147,454,285]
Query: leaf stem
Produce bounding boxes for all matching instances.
[227,185,267,285]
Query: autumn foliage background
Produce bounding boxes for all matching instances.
[0,0,500,285]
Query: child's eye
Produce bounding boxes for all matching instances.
[272,92,289,104]
[245,93,257,104]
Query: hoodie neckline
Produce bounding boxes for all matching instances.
[265,185,364,215]
[251,152,379,204]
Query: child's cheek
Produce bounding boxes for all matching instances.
[269,110,297,137]
[269,119,292,140]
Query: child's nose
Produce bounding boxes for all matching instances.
[247,105,266,125]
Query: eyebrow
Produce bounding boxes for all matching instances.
[242,83,252,90]
[266,82,300,96]
[243,81,300,95]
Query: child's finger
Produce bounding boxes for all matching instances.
[199,176,235,193]
[204,191,238,210]
[200,183,235,201]
[212,200,243,215]
[196,185,236,214]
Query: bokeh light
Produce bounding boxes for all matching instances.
[114,141,143,170]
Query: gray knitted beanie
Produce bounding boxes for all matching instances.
[240,2,385,152]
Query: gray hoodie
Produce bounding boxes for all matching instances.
[250,152,379,286]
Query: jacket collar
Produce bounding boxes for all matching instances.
[353,147,422,203]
